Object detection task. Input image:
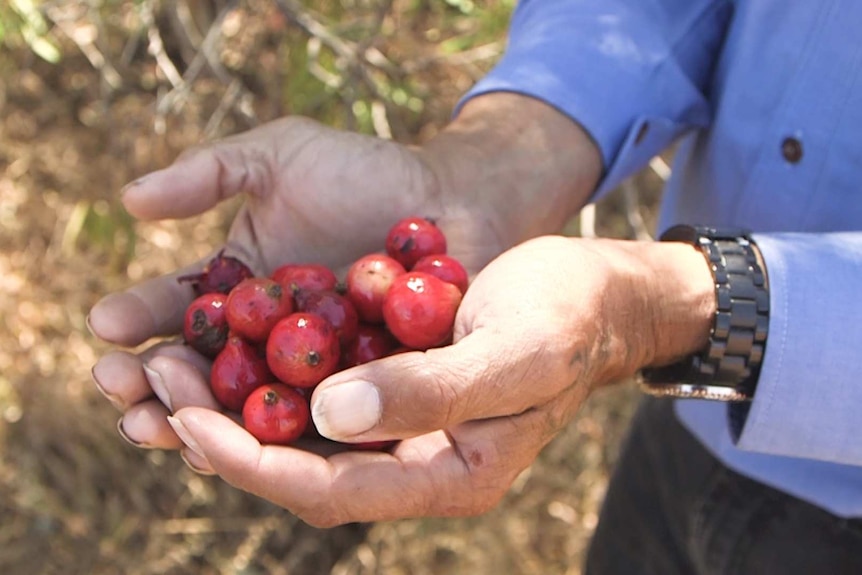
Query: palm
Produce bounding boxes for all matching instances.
[163,117,501,278]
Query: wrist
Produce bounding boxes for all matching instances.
[587,239,715,386]
[415,93,602,249]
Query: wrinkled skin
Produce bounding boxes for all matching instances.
[89,98,711,526]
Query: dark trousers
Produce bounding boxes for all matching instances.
[584,397,862,575]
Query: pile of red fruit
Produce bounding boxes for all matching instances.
[179,216,467,449]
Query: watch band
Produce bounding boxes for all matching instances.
[639,225,769,402]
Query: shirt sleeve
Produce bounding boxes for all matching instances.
[732,232,862,466]
[456,0,732,198]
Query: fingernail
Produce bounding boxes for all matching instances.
[85,314,96,337]
[167,415,207,460]
[144,364,172,412]
[312,380,381,440]
[180,449,216,476]
[117,417,151,448]
[91,365,126,410]
[120,177,148,196]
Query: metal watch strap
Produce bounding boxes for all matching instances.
[639,225,769,402]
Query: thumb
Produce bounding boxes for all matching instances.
[310,328,575,442]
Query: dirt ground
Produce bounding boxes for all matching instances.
[0,2,665,573]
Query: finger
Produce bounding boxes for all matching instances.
[120,118,318,221]
[92,343,211,411]
[168,404,554,526]
[143,354,221,414]
[309,327,583,442]
[118,399,183,450]
[87,244,260,347]
[88,263,200,347]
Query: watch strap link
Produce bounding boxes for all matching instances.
[639,225,769,402]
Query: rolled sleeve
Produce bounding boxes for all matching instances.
[457,0,732,197]
[734,233,862,466]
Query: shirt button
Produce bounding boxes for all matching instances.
[781,137,803,163]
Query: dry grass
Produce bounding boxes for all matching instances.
[0,2,663,573]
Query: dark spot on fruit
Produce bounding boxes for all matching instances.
[264,390,278,406]
[191,309,207,333]
[267,283,283,299]
[399,236,415,254]
[307,350,321,366]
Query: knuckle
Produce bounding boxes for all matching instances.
[402,361,462,429]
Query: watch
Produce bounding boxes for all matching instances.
[638,225,769,402]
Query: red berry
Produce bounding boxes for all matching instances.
[385,216,447,269]
[412,254,469,295]
[294,289,360,345]
[383,272,462,350]
[242,383,309,445]
[183,293,229,358]
[271,263,338,296]
[340,324,399,368]
[345,254,406,323]
[225,278,293,343]
[177,249,254,295]
[210,334,273,412]
[267,313,340,388]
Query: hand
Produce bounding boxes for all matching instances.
[155,235,715,526]
[89,94,603,456]
[88,115,506,450]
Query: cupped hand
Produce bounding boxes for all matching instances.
[89,116,505,455]
[161,235,659,526]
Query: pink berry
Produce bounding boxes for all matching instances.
[177,249,254,295]
[225,278,294,343]
[210,334,273,412]
[183,293,229,358]
[412,254,469,295]
[345,254,406,323]
[294,289,360,346]
[267,313,340,388]
[242,383,310,445]
[385,216,447,269]
[383,272,462,350]
[271,263,338,296]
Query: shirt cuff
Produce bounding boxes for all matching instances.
[733,232,862,466]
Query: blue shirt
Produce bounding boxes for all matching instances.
[461,0,862,517]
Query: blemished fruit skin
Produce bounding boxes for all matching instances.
[411,254,470,295]
[225,278,294,343]
[242,383,310,445]
[345,253,406,323]
[383,272,463,350]
[294,289,360,346]
[266,313,341,388]
[271,263,338,295]
[183,293,229,358]
[210,334,274,412]
[385,217,447,269]
[177,249,254,295]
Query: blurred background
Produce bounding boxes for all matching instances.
[0,1,669,573]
